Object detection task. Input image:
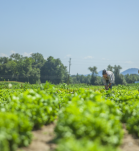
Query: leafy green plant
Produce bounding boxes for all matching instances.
[56,137,119,151]
[55,90,123,146]
[6,89,59,128]
[0,112,19,151]
[1,82,139,151]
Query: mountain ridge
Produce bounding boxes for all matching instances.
[84,68,139,77]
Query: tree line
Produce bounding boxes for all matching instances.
[0,53,68,84]
[71,65,139,85]
[0,53,138,84]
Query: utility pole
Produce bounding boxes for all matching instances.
[68,58,71,85]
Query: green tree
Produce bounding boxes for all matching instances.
[40,56,68,84]
[88,66,98,85]
[107,65,113,72]
[94,76,103,85]
[113,65,126,85]
[10,53,22,61]
[31,53,45,68]
[0,57,11,81]
[88,66,98,76]
[6,60,18,80]
[125,74,139,83]
[76,73,80,83]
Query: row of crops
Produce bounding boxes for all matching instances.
[0,82,139,151]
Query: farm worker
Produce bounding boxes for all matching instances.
[102,70,115,90]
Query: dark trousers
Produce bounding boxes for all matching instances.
[106,80,112,89]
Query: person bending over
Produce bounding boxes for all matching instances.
[102,70,115,90]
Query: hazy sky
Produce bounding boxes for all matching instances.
[0,0,139,74]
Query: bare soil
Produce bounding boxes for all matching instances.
[120,124,139,151]
[18,122,56,151]
[18,123,139,151]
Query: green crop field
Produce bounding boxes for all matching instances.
[0,82,139,151]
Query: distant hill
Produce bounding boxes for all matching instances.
[84,68,139,77]
[98,70,103,76]
[121,68,139,75]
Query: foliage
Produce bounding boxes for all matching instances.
[40,56,68,84]
[88,66,103,85]
[0,53,68,84]
[0,82,60,150]
[102,85,139,137]
[125,74,139,83]
[71,74,91,84]
[1,82,139,151]
[6,89,60,128]
[107,65,127,85]
[55,90,123,147]
[56,138,119,151]
[0,112,32,151]
[107,65,113,72]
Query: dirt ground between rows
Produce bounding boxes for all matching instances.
[120,124,139,151]
[18,122,56,151]
[18,123,139,151]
